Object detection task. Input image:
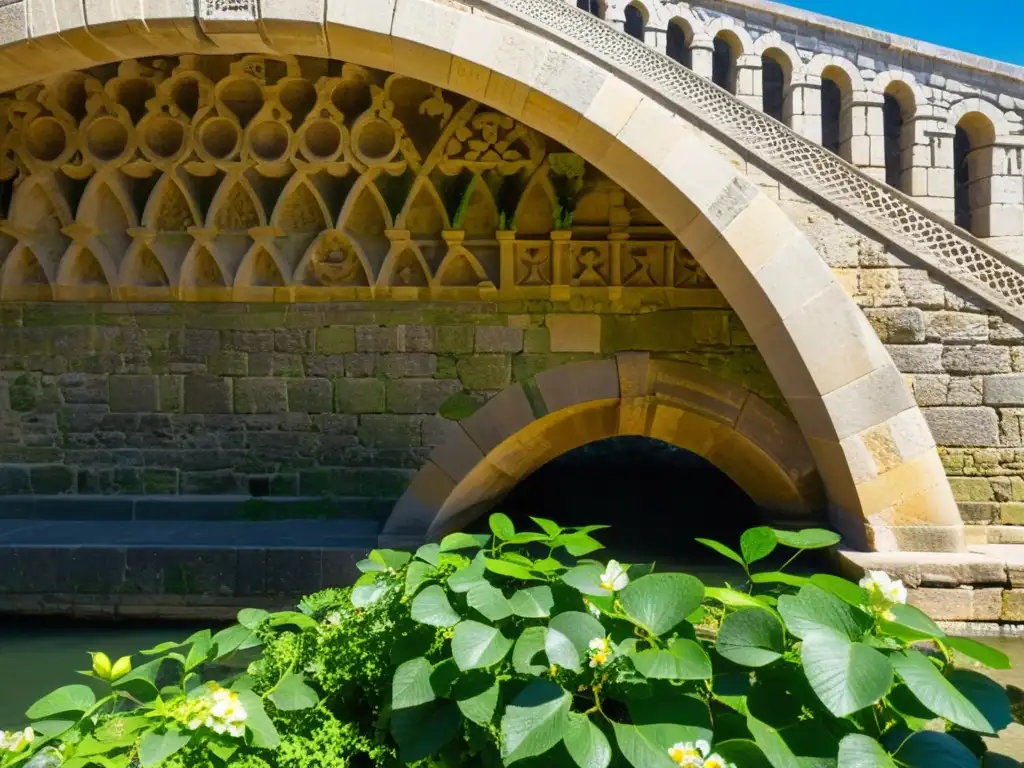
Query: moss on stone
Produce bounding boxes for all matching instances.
[439,390,482,421]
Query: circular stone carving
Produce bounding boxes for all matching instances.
[199,117,241,160]
[142,117,186,160]
[25,117,68,162]
[299,119,342,161]
[249,121,289,162]
[85,116,129,162]
[352,117,399,166]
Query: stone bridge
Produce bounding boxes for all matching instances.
[1,0,1024,622]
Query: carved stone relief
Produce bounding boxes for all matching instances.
[0,55,710,302]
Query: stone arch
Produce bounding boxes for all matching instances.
[944,98,1012,139]
[877,76,918,193]
[705,16,755,56]
[385,358,826,541]
[0,0,963,552]
[751,32,801,76]
[804,53,867,92]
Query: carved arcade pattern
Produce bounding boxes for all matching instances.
[0,55,708,302]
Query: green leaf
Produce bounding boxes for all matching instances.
[562,564,609,597]
[705,586,774,611]
[411,585,462,627]
[267,611,318,630]
[619,573,704,636]
[531,517,562,537]
[405,561,437,597]
[837,735,897,768]
[809,574,868,606]
[211,625,261,661]
[370,548,411,570]
[946,669,1012,733]
[801,629,893,717]
[113,657,165,698]
[777,583,871,640]
[632,638,711,680]
[514,626,549,675]
[559,531,604,557]
[613,723,710,768]
[885,603,945,640]
[138,727,191,768]
[452,674,500,725]
[893,649,994,733]
[695,538,746,567]
[440,532,490,551]
[715,608,785,667]
[185,629,212,672]
[747,715,800,768]
[485,557,538,580]
[352,580,387,608]
[564,714,612,768]
[392,657,435,709]
[533,557,564,573]
[415,542,441,566]
[467,583,513,621]
[714,740,773,768]
[508,532,550,545]
[772,528,841,550]
[238,690,280,749]
[448,552,487,593]
[750,571,808,588]
[741,527,777,564]
[268,672,319,711]
[891,731,980,767]
[26,684,96,719]
[946,636,1011,670]
[510,586,555,618]
[356,558,386,573]
[546,611,605,672]
[452,620,513,670]
[501,682,571,764]
[237,608,270,629]
[490,512,516,540]
[391,701,461,763]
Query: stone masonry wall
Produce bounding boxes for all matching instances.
[0,300,776,523]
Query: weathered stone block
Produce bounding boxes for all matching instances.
[305,355,347,378]
[207,351,248,376]
[287,379,333,414]
[0,466,31,493]
[335,378,385,414]
[958,501,998,524]
[523,328,551,354]
[109,375,159,413]
[984,374,1024,406]
[379,354,437,379]
[234,378,289,415]
[475,326,523,353]
[909,586,1002,621]
[181,470,243,494]
[436,326,474,354]
[999,503,1024,524]
[864,307,925,343]
[922,407,998,447]
[184,376,233,414]
[1002,589,1024,621]
[941,345,1010,375]
[30,464,75,494]
[887,345,945,375]
[275,330,310,353]
[223,330,275,352]
[925,311,988,343]
[249,353,304,377]
[948,476,994,502]
[356,326,399,352]
[909,374,949,406]
[458,355,512,390]
[343,354,376,377]
[547,315,601,353]
[316,327,356,354]
[158,376,183,413]
[945,376,982,406]
[60,373,109,404]
[358,414,423,448]
[387,379,463,414]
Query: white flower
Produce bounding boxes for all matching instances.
[326,612,341,626]
[588,637,612,668]
[703,754,736,768]
[859,570,908,616]
[0,728,34,753]
[177,684,248,739]
[584,600,602,618]
[667,740,710,766]
[600,560,629,592]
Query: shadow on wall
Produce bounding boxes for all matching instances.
[476,435,764,563]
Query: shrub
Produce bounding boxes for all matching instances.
[2,517,1018,768]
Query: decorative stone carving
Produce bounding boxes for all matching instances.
[0,54,703,302]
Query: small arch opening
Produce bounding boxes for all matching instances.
[624,2,647,41]
[493,436,765,562]
[666,20,692,68]
[821,66,852,159]
[712,33,739,94]
[761,51,789,125]
[955,112,997,236]
[576,0,603,18]
[883,83,915,193]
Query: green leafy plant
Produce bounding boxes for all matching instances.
[2,518,1018,768]
[548,153,586,230]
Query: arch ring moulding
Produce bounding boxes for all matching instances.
[0,0,964,553]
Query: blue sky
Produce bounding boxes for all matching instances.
[781,1,1024,66]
